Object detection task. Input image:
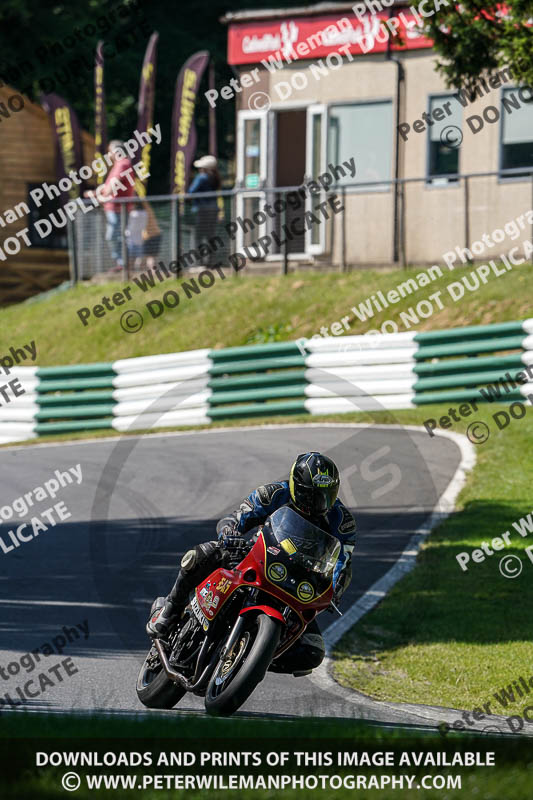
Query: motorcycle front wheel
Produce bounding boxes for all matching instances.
[205,613,281,716]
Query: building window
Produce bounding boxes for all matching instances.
[328,101,393,190]
[500,87,533,177]
[427,94,462,183]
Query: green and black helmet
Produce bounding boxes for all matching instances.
[289,452,340,517]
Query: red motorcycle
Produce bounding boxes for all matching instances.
[136,506,341,716]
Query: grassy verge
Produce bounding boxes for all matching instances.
[0,709,426,739]
[0,263,530,365]
[332,404,533,715]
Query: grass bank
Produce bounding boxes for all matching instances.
[0,263,530,365]
[332,403,533,715]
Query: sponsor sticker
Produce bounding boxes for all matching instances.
[191,596,209,628]
[297,581,315,602]
[216,577,231,594]
[280,538,297,555]
[312,471,334,488]
[268,562,287,582]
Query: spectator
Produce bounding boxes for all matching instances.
[94,140,135,271]
[125,205,148,271]
[189,155,221,267]
[142,201,162,269]
[125,201,162,272]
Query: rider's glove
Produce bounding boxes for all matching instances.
[218,523,237,541]
[332,554,352,605]
[332,584,343,606]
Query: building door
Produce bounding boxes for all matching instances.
[236,105,327,259]
[273,108,307,255]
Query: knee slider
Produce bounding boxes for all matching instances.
[181,541,219,573]
[180,548,198,571]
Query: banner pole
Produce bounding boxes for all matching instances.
[209,60,217,157]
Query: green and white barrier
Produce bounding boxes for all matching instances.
[1,319,532,444]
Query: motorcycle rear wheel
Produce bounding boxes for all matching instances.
[205,613,281,716]
[136,644,186,709]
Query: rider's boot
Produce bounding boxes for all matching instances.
[146,598,182,638]
[147,542,222,638]
[146,570,194,638]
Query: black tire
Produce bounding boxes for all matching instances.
[136,645,186,709]
[205,613,281,716]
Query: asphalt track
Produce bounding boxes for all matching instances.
[0,423,526,734]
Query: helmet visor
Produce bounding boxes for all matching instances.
[293,480,338,516]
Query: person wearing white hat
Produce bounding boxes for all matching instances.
[193,155,218,170]
[189,155,221,267]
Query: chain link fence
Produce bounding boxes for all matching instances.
[70,192,236,280]
[69,186,341,281]
[69,168,533,281]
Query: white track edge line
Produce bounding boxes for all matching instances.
[0,421,473,451]
[309,427,476,708]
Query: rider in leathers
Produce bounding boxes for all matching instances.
[147,452,356,675]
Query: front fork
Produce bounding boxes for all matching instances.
[217,589,259,665]
[219,589,288,664]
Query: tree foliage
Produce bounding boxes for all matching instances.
[0,0,290,192]
[425,1,533,91]
[6,0,530,192]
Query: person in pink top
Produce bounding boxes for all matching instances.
[98,140,135,270]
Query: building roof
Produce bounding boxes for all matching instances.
[0,83,48,121]
[221,0,410,24]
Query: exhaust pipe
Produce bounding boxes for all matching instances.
[153,639,193,691]
[154,616,247,693]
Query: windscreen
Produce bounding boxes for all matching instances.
[266,506,341,578]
